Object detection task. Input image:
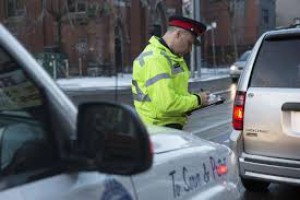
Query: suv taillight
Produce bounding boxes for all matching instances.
[232,91,246,130]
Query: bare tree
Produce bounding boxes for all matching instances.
[44,0,67,52]
[220,0,239,60]
[140,0,168,35]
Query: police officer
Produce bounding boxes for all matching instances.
[132,15,209,130]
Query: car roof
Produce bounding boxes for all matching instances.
[263,27,300,38]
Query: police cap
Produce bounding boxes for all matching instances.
[168,15,207,45]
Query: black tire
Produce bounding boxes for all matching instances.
[241,177,270,192]
[232,77,238,82]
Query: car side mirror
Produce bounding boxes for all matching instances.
[76,102,152,175]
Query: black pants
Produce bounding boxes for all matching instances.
[164,123,183,130]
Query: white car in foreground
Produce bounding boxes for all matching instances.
[0,24,240,200]
[135,126,241,200]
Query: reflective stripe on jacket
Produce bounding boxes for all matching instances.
[132,36,200,126]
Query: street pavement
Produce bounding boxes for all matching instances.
[57,68,229,92]
[57,68,231,106]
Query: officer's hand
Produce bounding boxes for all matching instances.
[198,91,209,106]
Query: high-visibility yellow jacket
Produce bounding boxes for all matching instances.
[132,36,201,126]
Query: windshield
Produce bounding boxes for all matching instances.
[0,49,43,114]
[239,51,252,62]
[0,47,57,180]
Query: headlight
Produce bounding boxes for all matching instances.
[230,65,238,71]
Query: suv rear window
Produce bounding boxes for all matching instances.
[250,35,300,88]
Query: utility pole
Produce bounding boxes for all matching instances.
[211,22,217,74]
[190,1,195,78]
[191,0,202,78]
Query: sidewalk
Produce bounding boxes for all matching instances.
[57,68,230,91]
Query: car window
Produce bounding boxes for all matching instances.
[250,37,300,88]
[0,47,58,189]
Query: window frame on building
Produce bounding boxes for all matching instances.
[262,8,270,24]
[114,0,131,7]
[67,0,88,13]
[5,0,25,18]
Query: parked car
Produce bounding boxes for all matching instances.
[230,26,300,192]
[0,25,241,199]
[229,50,252,82]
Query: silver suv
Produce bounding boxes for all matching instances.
[230,26,300,192]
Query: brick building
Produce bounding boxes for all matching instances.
[0,0,182,77]
[200,0,275,65]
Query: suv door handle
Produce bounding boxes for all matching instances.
[281,102,300,111]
